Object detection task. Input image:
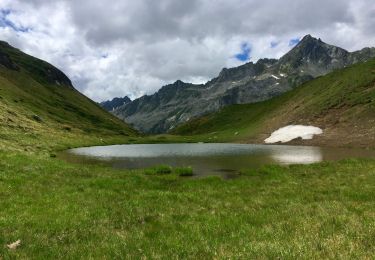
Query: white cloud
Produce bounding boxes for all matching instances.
[0,0,374,102]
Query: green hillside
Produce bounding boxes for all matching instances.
[172,58,375,147]
[0,41,137,153]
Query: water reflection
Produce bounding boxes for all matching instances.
[269,146,323,164]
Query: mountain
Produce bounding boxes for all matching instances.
[113,35,375,133]
[0,41,137,152]
[100,96,131,111]
[172,58,375,148]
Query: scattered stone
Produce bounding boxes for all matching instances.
[7,240,21,250]
[32,115,43,122]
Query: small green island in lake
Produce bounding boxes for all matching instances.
[1,9,375,259]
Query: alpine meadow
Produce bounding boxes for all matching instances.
[1,1,375,259]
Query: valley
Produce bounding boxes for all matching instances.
[0,38,375,259]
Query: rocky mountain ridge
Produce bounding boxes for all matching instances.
[113,35,375,133]
[100,96,131,111]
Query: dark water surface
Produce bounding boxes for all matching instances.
[60,143,375,178]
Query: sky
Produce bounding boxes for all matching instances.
[0,0,374,102]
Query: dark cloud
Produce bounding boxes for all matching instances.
[66,0,355,45]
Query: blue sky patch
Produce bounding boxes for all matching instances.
[289,38,300,47]
[0,9,30,33]
[234,42,251,61]
[270,41,280,48]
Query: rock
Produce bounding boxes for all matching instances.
[32,115,43,122]
[99,96,131,112]
[7,240,21,250]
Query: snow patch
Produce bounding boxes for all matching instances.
[271,74,280,80]
[279,73,286,77]
[167,115,176,122]
[265,125,323,144]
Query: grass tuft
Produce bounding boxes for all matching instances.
[175,166,194,176]
[145,165,173,175]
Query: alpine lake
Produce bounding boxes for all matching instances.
[60,143,375,178]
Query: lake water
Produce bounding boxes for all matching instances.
[60,143,375,178]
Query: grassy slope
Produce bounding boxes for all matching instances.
[0,45,138,153]
[1,45,375,258]
[173,58,375,147]
[1,152,375,259]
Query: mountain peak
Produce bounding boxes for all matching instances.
[277,34,350,74]
[301,34,314,41]
[174,79,184,84]
[297,34,321,47]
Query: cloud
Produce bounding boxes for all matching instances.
[0,0,374,102]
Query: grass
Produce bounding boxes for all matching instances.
[145,166,194,176]
[0,41,137,154]
[175,166,194,176]
[146,165,173,175]
[1,152,374,258]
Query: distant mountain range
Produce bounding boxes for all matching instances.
[111,35,375,133]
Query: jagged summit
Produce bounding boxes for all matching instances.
[277,35,354,76]
[174,79,185,84]
[299,34,314,42]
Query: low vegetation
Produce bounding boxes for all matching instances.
[145,166,194,177]
[146,165,173,175]
[175,166,194,176]
[1,152,374,258]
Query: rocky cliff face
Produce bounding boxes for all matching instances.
[100,96,131,112]
[113,35,375,133]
